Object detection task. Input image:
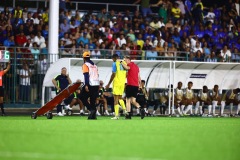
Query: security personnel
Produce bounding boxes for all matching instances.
[52,67,72,116]
[79,51,100,120]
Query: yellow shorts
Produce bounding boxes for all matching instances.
[112,82,125,95]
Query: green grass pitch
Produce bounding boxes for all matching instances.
[0,116,240,160]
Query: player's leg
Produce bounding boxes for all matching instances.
[208,104,212,115]
[236,103,240,116]
[118,96,126,113]
[131,97,145,119]
[194,101,200,115]
[79,87,91,118]
[88,86,99,119]
[0,97,4,116]
[113,94,120,119]
[125,85,132,119]
[77,98,85,115]
[185,104,193,115]
[112,85,121,119]
[220,101,225,116]
[229,102,234,116]
[102,98,109,115]
[55,91,64,116]
[152,100,159,116]
[212,101,217,116]
[176,103,183,116]
[0,86,5,116]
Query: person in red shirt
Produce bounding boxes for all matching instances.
[0,61,11,116]
[15,31,27,47]
[121,55,145,119]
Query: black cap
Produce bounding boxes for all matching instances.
[112,53,119,58]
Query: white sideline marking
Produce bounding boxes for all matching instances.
[0,151,165,160]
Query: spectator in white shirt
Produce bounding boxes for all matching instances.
[192,41,203,54]
[117,34,126,47]
[19,63,32,103]
[34,31,45,46]
[220,45,231,62]
[91,47,101,59]
[204,7,215,23]
[158,17,165,28]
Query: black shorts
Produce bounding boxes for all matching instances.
[0,86,4,97]
[126,85,139,98]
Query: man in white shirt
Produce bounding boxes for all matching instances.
[204,7,215,23]
[91,47,101,59]
[117,34,126,47]
[235,0,240,16]
[35,55,48,101]
[220,45,231,62]
[192,41,203,53]
[19,63,32,103]
[34,31,45,46]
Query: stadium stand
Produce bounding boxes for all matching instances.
[0,0,239,115]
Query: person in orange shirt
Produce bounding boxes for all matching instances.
[0,61,11,116]
[79,51,100,120]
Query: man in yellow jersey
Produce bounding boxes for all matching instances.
[106,54,127,120]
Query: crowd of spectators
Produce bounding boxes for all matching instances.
[0,0,240,63]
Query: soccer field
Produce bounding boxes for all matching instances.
[0,116,240,160]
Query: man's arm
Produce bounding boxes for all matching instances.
[138,72,141,88]
[121,61,130,70]
[106,72,115,89]
[52,76,61,91]
[151,0,164,7]
[3,61,11,74]
[66,74,72,84]
[106,62,117,89]
[133,0,141,4]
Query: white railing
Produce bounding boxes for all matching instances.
[13,0,139,12]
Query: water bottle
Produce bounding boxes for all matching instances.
[225,54,228,62]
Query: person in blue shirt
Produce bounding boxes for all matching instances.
[90,15,99,25]
[3,35,15,47]
[42,24,49,40]
[146,47,158,60]
[88,39,96,50]
[185,0,192,14]
[77,32,89,46]
[211,30,219,43]
[194,25,205,38]
[172,30,181,47]
[52,67,72,116]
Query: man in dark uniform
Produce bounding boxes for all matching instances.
[52,67,72,116]
[79,51,100,120]
[0,61,11,116]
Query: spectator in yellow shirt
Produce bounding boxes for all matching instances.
[171,2,181,23]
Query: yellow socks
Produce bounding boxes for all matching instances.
[114,105,119,117]
[119,99,126,110]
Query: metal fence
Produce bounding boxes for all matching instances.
[2,47,240,108]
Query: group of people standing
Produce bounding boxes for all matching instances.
[52,51,145,120]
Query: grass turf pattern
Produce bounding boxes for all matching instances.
[0,116,240,160]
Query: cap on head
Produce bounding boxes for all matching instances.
[83,51,90,58]
[112,53,119,58]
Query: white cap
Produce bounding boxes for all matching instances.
[124,17,128,20]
